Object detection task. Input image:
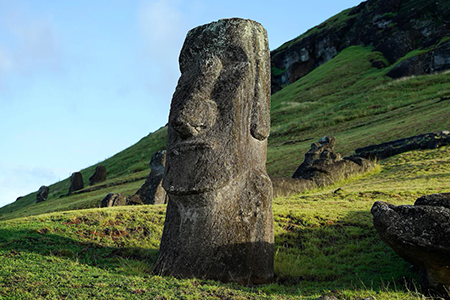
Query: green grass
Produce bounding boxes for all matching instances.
[1,146,449,299]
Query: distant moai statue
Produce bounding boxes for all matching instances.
[153,18,273,284]
[127,150,167,205]
[89,165,107,186]
[68,172,84,194]
[36,186,49,203]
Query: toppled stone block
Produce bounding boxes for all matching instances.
[100,193,127,208]
[371,194,450,298]
[355,131,450,160]
[292,136,375,186]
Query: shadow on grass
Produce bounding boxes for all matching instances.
[0,210,421,298]
[0,228,159,273]
[273,210,419,294]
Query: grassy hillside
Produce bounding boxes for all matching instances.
[1,2,450,298]
[1,146,449,299]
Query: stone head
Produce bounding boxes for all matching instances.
[163,18,271,195]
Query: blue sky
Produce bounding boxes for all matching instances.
[0,0,363,207]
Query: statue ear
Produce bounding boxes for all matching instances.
[250,60,271,141]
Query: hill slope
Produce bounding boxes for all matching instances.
[1,0,450,220]
[1,145,449,298]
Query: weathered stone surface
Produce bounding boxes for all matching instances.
[415,193,450,209]
[355,131,450,160]
[89,165,107,186]
[36,186,49,203]
[153,18,274,284]
[68,172,84,194]
[371,199,450,298]
[127,150,167,205]
[100,193,127,208]
[292,136,375,186]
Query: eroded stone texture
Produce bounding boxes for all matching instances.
[153,18,273,284]
[68,172,84,194]
[89,165,107,186]
[292,136,374,186]
[371,199,450,298]
[127,150,167,205]
[100,193,127,208]
[36,186,49,203]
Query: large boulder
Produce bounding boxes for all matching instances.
[292,136,374,186]
[68,172,84,194]
[371,194,450,298]
[153,18,274,284]
[127,150,167,205]
[100,193,127,208]
[89,165,107,186]
[36,186,49,203]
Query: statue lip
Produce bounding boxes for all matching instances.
[169,141,214,155]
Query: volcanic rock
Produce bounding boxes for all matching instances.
[68,172,84,194]
[36,186,49,203]
[127,150,167,205]
[100,193,127,208]
[292,136,374,186]
[153,18,274,284]
[371,196,450,298]
[89,165,107,186]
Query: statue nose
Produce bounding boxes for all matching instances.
[172,97,218,139]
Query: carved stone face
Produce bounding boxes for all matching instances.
[163,19,270,195]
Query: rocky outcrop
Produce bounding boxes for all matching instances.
[387,41,450,79]
[355,131,450,160]
[127,150,167,205]
[89,165,107,186]
[271,0,450,92]
[36,186,49,203]
[292,136,375,184]
[68,172,84,194]
[371,194,450,298]
[273,137,375,197]
[100,193,127,208]
[153,18,274,284]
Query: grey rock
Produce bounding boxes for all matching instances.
[127,150,167,205]
[68,172,84,194]
[292,136,374,186]
[100,193,127,208]
[89,165,107,186]
[36,186,49,203]
[415,193,450,209]
[153,18,274,284]
[355,131,450,160]
[371,200,450,298]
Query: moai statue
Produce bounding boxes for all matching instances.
[36,185,49,203]
[68,172,84,194]
[153,18,273,284]
[127,150,167,205]
[89,165,107,186]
